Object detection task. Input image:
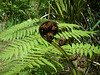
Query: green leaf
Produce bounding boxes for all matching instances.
[39,57,57,72]
[38,38,44,45]
[26,43,31,51]
[41,38,48,47]
[19,46,23,58]
[85,49,88,57]
[72,43,76,54]
[52,60,64,71]
[29,41,34,48]
[90,44,94,50]
[59,33,64,37]
[79,43,83,48]
[65,31,71,37]
[88,50,93,58]
[31,61,40,68]
[22,44,27,56]
[34,39,38,46]
[80,49,84,57]
[76,43,79,48]
[35,60,45,65]
[62,32,69,39]
[15,48,19,59]
[77,48,80,53]
[55,34,60,38]
[28,64,33,68]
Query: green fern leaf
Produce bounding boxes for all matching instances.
[72,43,76,54]
[28,63,33,68]
[80,49,84,57]
[38,38,45,45]
[35,60,45,65]
[29,41,34,48]
[85,49,88,57]
[52,60,64,71]
[39,57,57,72]
[34,39,38,47]
[88,50,93,58]
[62,32,69,39]
[41,38,48,47]
[15,48,18,59]
[0,18,41,41]
[79,43,83,48]
[58,33,64,37]
[31,61,40,68]
[19,46,24,58]
[64,31,71,37]
[55,34,60,38]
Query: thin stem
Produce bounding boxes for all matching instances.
[51,41,77,75]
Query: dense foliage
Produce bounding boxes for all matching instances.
[0,0,100,75]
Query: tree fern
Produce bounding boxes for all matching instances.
[0,18,99,75]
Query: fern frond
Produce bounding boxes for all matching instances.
[0,18,48,41]
[0,45,63,75]
[62,43,100,58]
[0,34,49,61]
[56,23,95,41]
[0,19,99,75]
[58,23,80,30]
[0,19,37,41]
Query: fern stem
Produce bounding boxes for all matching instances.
[51,41,77,75]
